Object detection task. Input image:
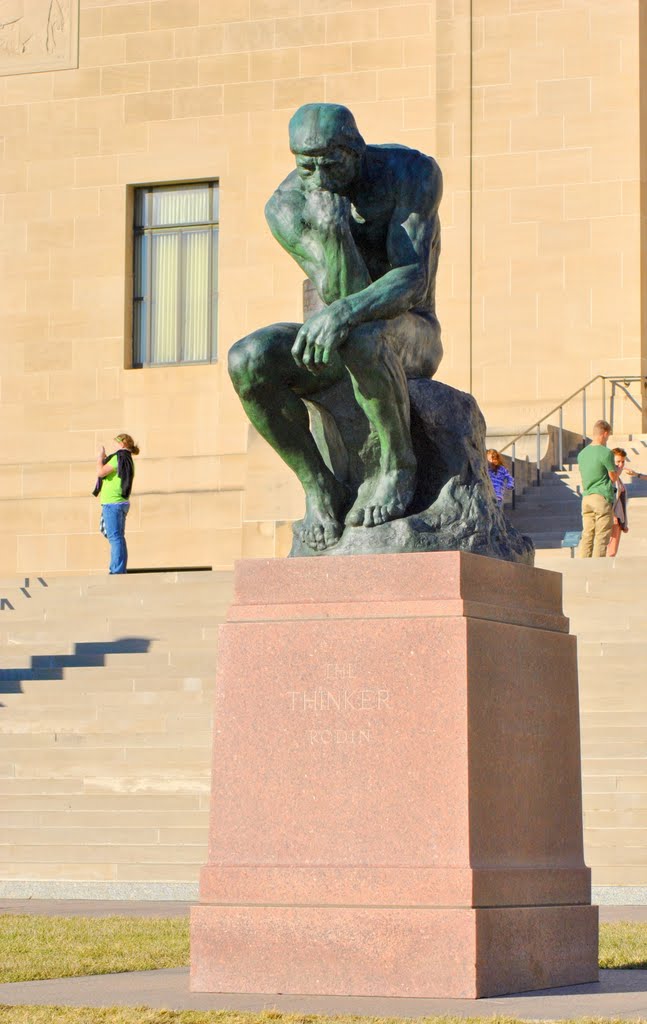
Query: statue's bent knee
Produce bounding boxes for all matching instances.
[228,333,269,395]
[345,323,388,365]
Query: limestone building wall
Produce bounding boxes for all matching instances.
[0,0,644,574]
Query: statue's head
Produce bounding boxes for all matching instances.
[289,103,365,193]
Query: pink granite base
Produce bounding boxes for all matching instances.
[191,904,598,998]
[191,552,598,998]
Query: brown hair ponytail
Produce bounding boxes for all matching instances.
[115,433,140,455]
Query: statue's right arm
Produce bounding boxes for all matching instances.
[265,185,325,284]
[266,185,370,304]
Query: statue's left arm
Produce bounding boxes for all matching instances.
[345,154,442,325]
[293,154,442,370]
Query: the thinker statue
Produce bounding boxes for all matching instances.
[229,102,443,551]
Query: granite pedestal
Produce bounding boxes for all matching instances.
[191,551,598,999]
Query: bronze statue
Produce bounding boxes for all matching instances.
[228,103,443,551]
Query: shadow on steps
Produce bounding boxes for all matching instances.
[0,636,154,696]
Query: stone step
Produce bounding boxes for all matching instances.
[0,790,206,806]
[2,808,207,827]
[1,683,213,704]
[0,650,172,670]
[0,570,232,590]
[2,746,210,770]
[0,843,206,865]
[581,700,647,713]
[0,860,200,882]
[0,655,214,679]
[0,778,86,795]
[585,810,647,827]
[570,620,647,635]
[576,637,647,650]
[0,825,208,846]
[508,522,581,536]
[507,530,580,544]
[582,775,618,793]
[584,791,647,810]
[514,533,571,547]
[593,866,647,885]
[508,521,581,535]
[0,634,222,659]
[0,732,211,749]
[4,767,210,794]
[2,674,213,697]
[582,742,647,758]
[0,685,211,706]
[585,839,647,864]
[582,712,647,727]
[0,793,208,811]
[0,593,231,624]
[0,611,228,634]
[508,497,582,512]
[582,756,647,772]
[580,634,647,652]
[0,652,217,678]
[0,710,210,734]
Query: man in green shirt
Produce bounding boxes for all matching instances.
[577,419,620,557]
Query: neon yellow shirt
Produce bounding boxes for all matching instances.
[100,455,130,504]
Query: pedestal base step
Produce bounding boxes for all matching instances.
[190,902,598,999]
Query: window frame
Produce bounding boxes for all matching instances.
[132,180,219,369]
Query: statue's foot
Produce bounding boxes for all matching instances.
[345,467,417,528]
[300,480,348,551]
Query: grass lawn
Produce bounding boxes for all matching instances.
[2,916,647,983]
[0,1014,643,1024]
[600,921,647,968]
[0,916,189,983]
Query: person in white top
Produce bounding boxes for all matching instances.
[607,447,629,558]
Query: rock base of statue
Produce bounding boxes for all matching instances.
[291,376,533,563]
[190,551,598,999]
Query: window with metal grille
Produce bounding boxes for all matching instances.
[133,182,219,366]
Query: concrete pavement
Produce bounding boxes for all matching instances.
[0,966,647,1019]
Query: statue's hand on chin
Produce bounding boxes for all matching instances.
[302,188,350,235]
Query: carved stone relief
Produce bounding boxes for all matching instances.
[0,0,78,76]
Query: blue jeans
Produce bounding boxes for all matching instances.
[102,502,130,574]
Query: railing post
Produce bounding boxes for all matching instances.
[602,377,606,424]
[558,406,563,470]
[511,442,516,510]
[536,422,541,486]
[582,386,587,442]
[610,381,615,431]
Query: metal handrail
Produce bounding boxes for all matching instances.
[497,375,645,509]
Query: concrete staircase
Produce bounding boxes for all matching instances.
[535,553,647,896]
[0,571,232,895]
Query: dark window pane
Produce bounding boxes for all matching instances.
[134,189,147,228]
[133,300,146,365]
